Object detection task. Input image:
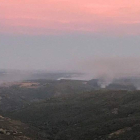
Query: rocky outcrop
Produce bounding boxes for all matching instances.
[0,115,43,140]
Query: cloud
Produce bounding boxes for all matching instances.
[0,0,140,35]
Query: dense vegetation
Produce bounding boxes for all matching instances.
[0,80,95,111]
[3,90,140,140]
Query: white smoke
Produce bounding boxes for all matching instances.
[76,57,140,88]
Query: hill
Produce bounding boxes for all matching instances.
[0,79,95,112]
[3,90,140,140]
[0,115,46,140]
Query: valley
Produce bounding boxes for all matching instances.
[0,78,140,139]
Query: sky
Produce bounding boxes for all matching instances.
[1,0,140,34]
[0,0,140,76]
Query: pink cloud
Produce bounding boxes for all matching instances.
[0,0,140,35]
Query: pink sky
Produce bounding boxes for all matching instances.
[1,0,140,35]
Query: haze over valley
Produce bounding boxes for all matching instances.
[1,0,140,139]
